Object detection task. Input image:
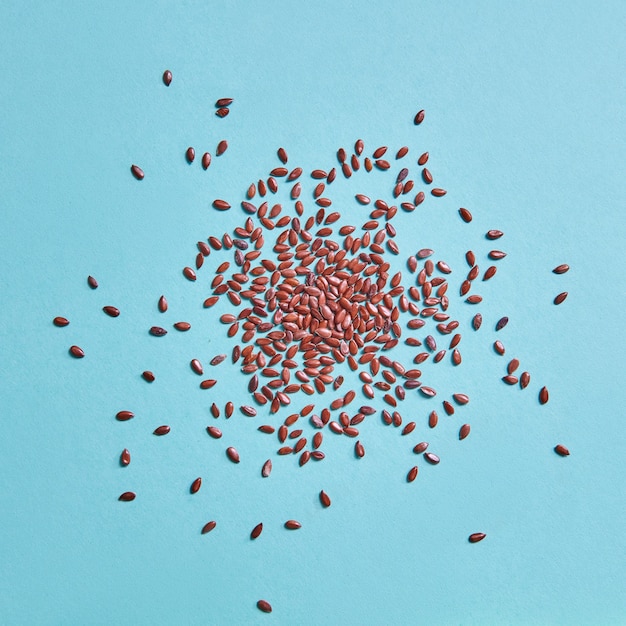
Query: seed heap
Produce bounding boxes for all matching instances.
[53,71,574,617]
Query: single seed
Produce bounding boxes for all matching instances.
[120,449,131,466]
[162,70,172,86]
[496,317,509,331]
[130,164,144,180]
[424,452,440,465]
[142,371,155,382]
[502,375,518,385]
[413,442,429,454]
[414,109,425,124]
[261,459,272,477]
[53,316,70,327]
[202,152,211,169]
[212,199,231,211]
[486,230,503,239]
[216,98,233,107]
[554,444,570,457]
[251,523,263,539]
[69,345,84,358]
[116,410,134,421]
[207,426,222,439]
[459,424,470,440]
[469,533,486,543]
[554,292,568,305]
[459,208,472,223]
[186,147,195,163]
[153,425,170,436]
[494,341,505,355]
[488,250,507,260]
[158,295,168,312]
[520,371,530,389]
[118,492,136,502]
[226,447,240,463]
[407,466,418,482]
[507,359,520,374]
[539,386,549,404]
[216,140,228,156]
[87,275,98,289]
[174,321,191,331]
[257,600,272,614]
[355,440,365,458]
[472,313,482,330]
[190,477,202,494]
[150,326,167,337]
[319,490,331,507]
[553,264,570,274]
[284,520,301,530]
[201,521,217,534]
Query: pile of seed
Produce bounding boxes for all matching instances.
[54,69,573,616]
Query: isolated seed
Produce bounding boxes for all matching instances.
[496,317,508,331]
[554,444,570,457]
[190,478,202,494]
[257,600,272,614]
[319,490,331,507]
[116,410,134,421]
[118,492,136,502]
[216,140,228,156]
[130,164,144,180]
[553,264,569,274]
[251,523,263,539]
[206,426,222,439]
[459,424,470,440]
[153,425,170,436]
[414,109,425,124]
[142,371,155,382]
[103,306,120,317]
[486,230,503,239]
[202,152,211,169]
[201,521,217,534]
[262,459,272,477]
[150,326,167,336]
[355,441,365,458]
[494,341,505,355]
[226,447,240,463]
[459,208,472,223]
[554,292,568,305]
[53,316,70,327]
[469,533,486,543]
[158,295,168,312]
[69,345,85,358]
[120,449,131,466]
[284,520,301,530]
[162,70,172,86]
[407,466,418,482]
[87,275,98,289]
[539,386,549,404]
[186,147,195,163]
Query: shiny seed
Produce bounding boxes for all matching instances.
[469,533,486,543]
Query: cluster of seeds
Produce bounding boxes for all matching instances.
[54,69,573,616]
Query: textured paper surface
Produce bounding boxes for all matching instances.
[0,1,624,624]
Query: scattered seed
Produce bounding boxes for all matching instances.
[87,275,98,289]
[202,521,217,534]
[251,523,263,539]
[162,70,172,86]
[257,600,272,614]
[407,466,418,482]
[150,326,167,336]
[468,533,486,543]
[319,490,331,507]
[190,477,202,494]
[554,444,570,457]
[554,292,568,305]
[459,424,470,440]
[495,317,508,331]
[130,164,144,180]
[553,264,569,274]
[261,459,272,477]
[414,110,425,125]
[120,449,131,466]
[118,492,136,502]
[539,386,549,404]
[226,447,240,463]
[284,520,301,530]
[424,452,440,465]
[186,147,195,163]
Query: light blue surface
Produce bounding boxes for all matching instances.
[1,1,625,624]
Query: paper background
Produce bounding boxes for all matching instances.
[1,1,624,624]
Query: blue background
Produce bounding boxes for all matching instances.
[1,1,624,624]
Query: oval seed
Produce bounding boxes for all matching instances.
[118,492,136,502]
[162,70,172,86]
[201,521,217,534]
[553,264,569,274]
[130,164,144,180]
[257,600,272,614]
[284,520,301,530]
[69,345,85,358]
[554,444,570,457]
[120,449,131,466]
[539,386,549,404]
[251,523,263,539]
[319,490,331,507]
[407,466,418,482]
[469,533,486,543]
[53,316,70,327]
[226,447,240,463]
